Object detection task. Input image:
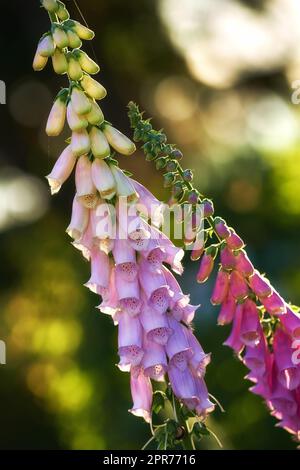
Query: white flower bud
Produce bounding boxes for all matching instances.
[71,87,92,115]
[46,96,67,136]
[72,21,95,40]
[53,26,69,49]
[103,124,136,156]
[91,159,116,200]
[67,101,88,131]
[81,75,107,100]
[110,165,138,202]
[66,194,89,240]
[37,34,55,57]
[75,155,98,208]
[90,126,110,158]
[86,100,104,125]
[42,0,58,13]
[33,52,48,71]
[51,49,68,74]
[71,129,91,157]
[67,30,82,49]
[46,144,76,195]
[77,51,100,75]
[68,55,83,81]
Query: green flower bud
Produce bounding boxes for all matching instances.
[183,169,193,182]
[166,159,178,172]
[90,126,110,158]
[56,1,69,20]
[103,124,136,156]
[155,157,167,170]
[37,33,55,57]
[33,52,48,71]
[170,148,183,160]
[163,172,176,187]
[68,54,83,81]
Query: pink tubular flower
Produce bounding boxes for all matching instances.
[131,179,164,227]
[217,291,236,325]
[220,245,236,270]
[113,237,138,282]
[239,299,260,347]
[226,229,244,250]
[280,307,300,339]
[235,250,254,277]
[223,303,244,353]
[214,217,230,239]
[115,270,142,317]
[261,291,287,316]
[243,326,271,377]
[273,328,300,391]
[229,270,249,301]
[196,252,214,283]
[211,269,230,305]
[46,144,76,195]
[129,366,152,423]
[248,270,272,298]
[139,302,173,345]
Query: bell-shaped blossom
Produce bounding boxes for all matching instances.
[46,144,76,195]
[129,366,152,423]
[273,328,300,391]
[118,312,144,371]
[75,155,98,208]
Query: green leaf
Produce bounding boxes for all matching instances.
[152,391,166,415]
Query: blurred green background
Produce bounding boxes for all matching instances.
[0,0,300,450]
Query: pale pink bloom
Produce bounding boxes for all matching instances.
[129,366,152,423]
[139,261,172,314]
[162,266,189,307]
[240,299,260,347]
[185,327,211,378]
[72,218,94,260]
[98,267,119,317]
[66,194,89,240]
[84,248,110,295]
[248,270,272,298]
[139,301,173,345]
[211,270,230,305]
[223,303,244,353]
[142,334,167,381]
[90,201,115,242]
[46,144,76,195]
[131,179,164,227]
[243,326,271,377]
[268,379,298,419]
[118,313,144,371]
[113,237,138,282]
[115,269,142,316]
[181,304,199,324]
[229,270,249,301]
[217,291,236,325]
[194,378,215,418]
[75,155,98,208]
[110,166,138,202]
[166,317,193,371]
[71,129,91,157]
[149,226,184,274]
